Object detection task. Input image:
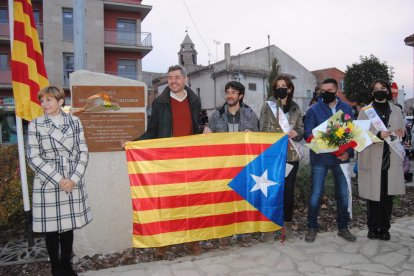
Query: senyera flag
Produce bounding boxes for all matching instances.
[125,132,288,248]
[11,0,48,121]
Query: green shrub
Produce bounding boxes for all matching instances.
[0,144,33,230]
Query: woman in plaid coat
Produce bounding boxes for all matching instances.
[27,86,92,276]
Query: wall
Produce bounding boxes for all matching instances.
[107,0,143,4]
[243,46,317,112]
[105,50,141,74]
[43,0,104,87]
[104,10,141,29]
[185,45,317,116]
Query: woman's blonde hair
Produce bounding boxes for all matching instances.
[37,86,65,106]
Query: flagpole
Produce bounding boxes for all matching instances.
[8,0,34,247]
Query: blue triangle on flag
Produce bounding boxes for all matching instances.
[228,135,288,226]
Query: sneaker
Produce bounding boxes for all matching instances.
[305,229,317,242]
[338,228,356,242]
[367,229,379,239]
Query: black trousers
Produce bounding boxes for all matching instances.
[367,170,393,232]
[45,230,74,270]
[284,161,299,222]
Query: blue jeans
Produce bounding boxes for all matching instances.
[307,164,350,230]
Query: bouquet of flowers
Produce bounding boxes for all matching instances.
[71,93,120,115]
[306,110,377,156]
[319,112,355,155]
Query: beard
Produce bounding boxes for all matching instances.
[227,99,239,107]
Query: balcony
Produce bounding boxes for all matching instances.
[104,29,152,56]
[0,22,44,42]
[103,1,152,20]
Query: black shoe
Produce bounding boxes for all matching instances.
[61,262,78,276]
[338,228,356,242]
[379,231,390,241]
[367,229,379,239]
[51,267,65,276]
[305,229,317,242]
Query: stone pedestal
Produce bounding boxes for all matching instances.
[70,70,146,256]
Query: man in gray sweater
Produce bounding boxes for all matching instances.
[205,81,258,133]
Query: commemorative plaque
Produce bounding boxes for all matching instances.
[72,86,146,152]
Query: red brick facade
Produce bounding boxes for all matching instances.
[104,50,141,74]
[312,67,355,106]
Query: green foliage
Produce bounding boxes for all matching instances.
[0,110,11,142]
[343,55,394,104]
[266,57,280,99]
[0,144,33,229]
[294,162,312,209]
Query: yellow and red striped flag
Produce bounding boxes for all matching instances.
[126,132,288,248]
[11,0,48,121]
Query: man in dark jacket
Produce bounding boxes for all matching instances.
[304,78,356,243]
[138,65,203,140]
[206,81,258,133]
[135,65,203,256]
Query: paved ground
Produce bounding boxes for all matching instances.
[81,216,414,276]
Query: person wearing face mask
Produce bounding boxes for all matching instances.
[259,75,304,240]
[357,80,405,241]
[304,78,356,243]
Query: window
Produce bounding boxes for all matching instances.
[117,19,136,45]
[62,8,73,41]
[117,59,137,80]
[32,10,41,35]
[0,53,9,84]
[63,53,74,87]
[339,79,344,91]
[196,88,200,97]
[0,8,8,23]
[0,53,8,69]
[248,83,257,91]
[33,10,40,25]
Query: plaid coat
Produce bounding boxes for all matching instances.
[27,112,92,233]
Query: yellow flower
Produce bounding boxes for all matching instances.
[102,95,111,107]
[335,127,345,138]
[347,122,354,131]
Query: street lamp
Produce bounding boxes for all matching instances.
[238,46,251,81]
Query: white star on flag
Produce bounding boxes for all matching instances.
[250,170,278,197]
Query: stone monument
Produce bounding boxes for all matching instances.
[70,70,146,257]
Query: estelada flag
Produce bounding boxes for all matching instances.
[11,0,48,121]
[125,132,288,248]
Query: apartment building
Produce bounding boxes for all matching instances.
[0,0,152,142]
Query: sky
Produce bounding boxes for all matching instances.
[141,0,414,98]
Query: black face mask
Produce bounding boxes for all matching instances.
[274,88,288,99]
[373,90,388,101]
[322,91,336,104]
